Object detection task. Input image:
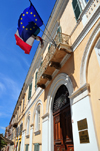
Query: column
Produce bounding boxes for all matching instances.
[20,130,26,151]
[42,113,49,151]
[29,124,34,151]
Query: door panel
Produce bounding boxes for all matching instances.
[53,106,74,151]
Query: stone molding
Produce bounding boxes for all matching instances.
[69,83,90,104]
[80,22,100,86]
[42,113,49,123]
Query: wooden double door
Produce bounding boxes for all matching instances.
[53,105,74,151]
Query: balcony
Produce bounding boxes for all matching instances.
[37,33,72,89]
[13,118,18,128]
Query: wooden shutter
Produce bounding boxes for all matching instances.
[72,0,82,20]
[35,72,38,89]
[34,143,39,151]
[28,83,32,100]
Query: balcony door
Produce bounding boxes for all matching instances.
[53,85,74,151]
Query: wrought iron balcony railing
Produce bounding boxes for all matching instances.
[37,33,72,88]
[54,32,70,45]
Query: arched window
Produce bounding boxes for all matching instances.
[26,115,30,135]
[35,105,40,132]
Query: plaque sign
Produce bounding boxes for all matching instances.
[77,118,88,131]
[79,130,89,143]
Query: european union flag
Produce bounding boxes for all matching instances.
[15,4,44,54]
[18,4,43,42]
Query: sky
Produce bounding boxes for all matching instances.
[0,0,56,134]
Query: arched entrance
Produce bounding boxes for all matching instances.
[53,85,74,151]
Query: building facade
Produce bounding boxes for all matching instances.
[5,0,100,151]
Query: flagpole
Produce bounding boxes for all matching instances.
[29,0,32,5]
[43,22,57,47]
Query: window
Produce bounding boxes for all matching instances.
[37,106,40,130]
[23,98,25,110]
[56,26,62,43]
[35,71,38,90]
[28,83,32,100]
[19,123,23,135]
[20,105,21,114]
[16,127,18,137]
[25,144,29,151]
[34,143,39,151]
[35,106,40,132]
[27,116,30,135]
[72,0,82,20]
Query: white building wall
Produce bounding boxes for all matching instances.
[21,130,26,151]
[42,116,49,151]
[29,126,33,151]
[72,95,99,151]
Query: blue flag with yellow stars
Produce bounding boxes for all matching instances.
[18,4,43,42]
[15,4,44,54]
